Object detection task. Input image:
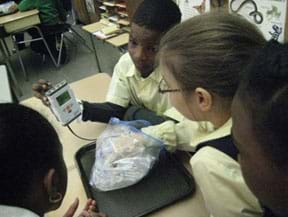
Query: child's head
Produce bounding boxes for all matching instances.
[232,41,288,216]
[0,104,67,215]
[158,12,265,127]
[129,0,181,78]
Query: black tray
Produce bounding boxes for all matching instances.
[75,142,195,217]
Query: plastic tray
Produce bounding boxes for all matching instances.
[75,142,195,217]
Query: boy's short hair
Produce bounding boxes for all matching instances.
[0,103,61,205]
[237,40,288,167]
[132,0,181,33]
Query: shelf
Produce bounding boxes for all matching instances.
[103,1,116,7]
[116,2,126,8]
[117,19,129,26]
[118,11,128,17]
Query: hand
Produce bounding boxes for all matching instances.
[63,198,80,217]
[8,4,18,13]
[110,117,151,129]
[78,199,107,217]
[32,79,52,106]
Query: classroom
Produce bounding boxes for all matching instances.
[0,0,288,217]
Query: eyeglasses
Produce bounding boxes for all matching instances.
[158,78,181,94]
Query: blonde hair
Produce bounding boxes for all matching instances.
[159,12,266,99]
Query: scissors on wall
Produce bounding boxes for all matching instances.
[230,0,264,24]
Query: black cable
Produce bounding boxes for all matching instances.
[67,124,97,141]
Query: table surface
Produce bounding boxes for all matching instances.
[21,73,209,217]
[0,9,38,25]
[0,65,12,103]
[82,20,129,48]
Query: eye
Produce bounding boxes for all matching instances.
[129,38,138,46]
[147,46,158,53]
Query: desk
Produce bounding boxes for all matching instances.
[82,20,130,72]
[21,73,209,217]
[0,9,40,98]
[0,65,12,102]
[0,9,40,33]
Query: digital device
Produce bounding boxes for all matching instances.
[45,80,81,126]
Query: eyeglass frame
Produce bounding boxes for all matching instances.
[158,78,192,94]
[158,78,181,94]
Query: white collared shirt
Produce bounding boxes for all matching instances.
[106,52,172,116]
[190,119,263,217]
[0,205,39,217]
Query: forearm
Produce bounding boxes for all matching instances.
[142,120,201,152]
[17,0,34,11]
[82,101,127,123]
[123,105,175,125]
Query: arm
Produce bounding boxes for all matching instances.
[123,105,172,125]
[191,147,263,217]
[17,0,35,11]
[82,54,132,123]
[82,101,127,123]
[142,119,199,151]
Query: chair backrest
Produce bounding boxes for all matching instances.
[72,0,90,24]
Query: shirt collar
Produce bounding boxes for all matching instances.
[126,64,162,83]
[0,205,40,217]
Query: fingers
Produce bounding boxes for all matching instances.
[88,200,97,212]
[83,198,93,211]
[63,198,79,217]
[78,211,107,217]
[84,199,97,212]
[32,79,52,106]
[78,211,90,217]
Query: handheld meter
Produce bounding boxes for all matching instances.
[45,80,81,126]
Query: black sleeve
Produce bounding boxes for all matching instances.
[123,105,179,125]
[82,101,127,123]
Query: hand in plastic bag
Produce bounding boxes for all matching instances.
[110,118,151,129]
[90,117,163,191]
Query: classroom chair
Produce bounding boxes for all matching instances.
[11,25,58,81]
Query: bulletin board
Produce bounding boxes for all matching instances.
[229,0,287,43]
[176,0,211,21]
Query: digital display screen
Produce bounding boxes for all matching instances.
[56,91,71,106]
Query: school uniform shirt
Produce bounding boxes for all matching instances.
[106,52,172,116]
[190,119,263,217]
[106,53,201,150]
[0,205,39,217]
[142,119,215,151]
[18,0,66,25]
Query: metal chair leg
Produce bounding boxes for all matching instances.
[11,35,28,81]
[57,33,64,65]
[1,38,11,56]
[33,26,59,67]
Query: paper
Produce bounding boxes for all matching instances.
[177,0,211,21]
[229,0,287,42]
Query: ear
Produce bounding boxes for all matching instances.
[44,168,57,195]
[195,87,212,112]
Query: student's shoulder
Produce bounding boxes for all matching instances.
[113,52,135,77]
[116,53,134,68]
[191,146,239,171]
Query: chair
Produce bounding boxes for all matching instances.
[11,25,58,81]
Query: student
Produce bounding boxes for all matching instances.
[11,0,67,62]
[0,103,106,217]
[157,12,266,216]
[231,41,288,217]
[33,0,187,148]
